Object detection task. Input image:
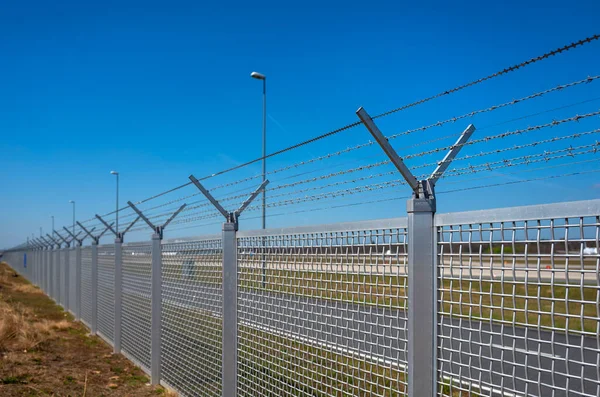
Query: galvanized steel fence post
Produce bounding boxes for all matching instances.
[114,236,123,354]
[94,213,140,356]
[77,220,114,335]
[91,241,98,335]
[64,247,70,309]
[222,221,237,397]
[75,243,82,321]
[127,201,186,385]
[47,247,51,296]
[49,247,54,301]
[151,233,162,384]
[357,107,475,397]
[64,226,84,321]
[189,174,269,397]
[406,188,436,396]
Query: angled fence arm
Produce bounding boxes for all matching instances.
[121,216,141,235]
[76,222,96,241]
[54,230,70,246]
[97,222,115,240]
[356,107,420,194]
[127,201,156,230]
[63,227,82,245]
[429,124,476,185]
[46,234,59,247]
[162,204,187,229]
[95,214,118,236]
[39,236,52,248]
[236,180,270,216]
[189,174,229,219]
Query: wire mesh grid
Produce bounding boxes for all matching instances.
[81,246,93,327]
[237,224,409,396]
[60,248,68,308]
[98,244,116,343]
[68,248,77,314]
[47,250,51,294]
[54,250,60,303]
[121,241,153,371]
[161,238,223,397]
[437,213,600,397]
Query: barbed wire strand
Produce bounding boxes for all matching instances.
[81,35,600,225]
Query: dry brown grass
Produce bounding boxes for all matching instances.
[0,299,51,352]
[0,262,173,396]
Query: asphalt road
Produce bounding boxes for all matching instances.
[116,275,599,396]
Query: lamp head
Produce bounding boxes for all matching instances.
[250,71,266,80]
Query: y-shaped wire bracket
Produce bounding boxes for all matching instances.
[45,233,60,249]
[126,202,187,240]
[77,221,112,245]
[188,174,269,231]
[39,235,53,249]
[356,106,475,208]
[63,227,84,247]
[95,214,141,242]
[54,230,73,248]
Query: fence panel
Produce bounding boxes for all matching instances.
[161,238,223,396]
[236,220,409,396]
[436,203,600,397]
[81,246,93,327]
[122,241,153,372]
[98,244,116,344]
[54,250,60,302]
[60,249,66,307]
[68,247,77,314]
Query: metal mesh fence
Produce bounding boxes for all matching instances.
[236,221,409,397]
[54,250,60,303]
[3,200,599,397]
[161,238,223,396]
[98,244,115,344]
[436,207,600,397]
[81,246,93,327]
[122,242,153,371]
[68,248,77,314]
[60,249,67,308]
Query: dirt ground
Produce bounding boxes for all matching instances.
[0,261,174,397]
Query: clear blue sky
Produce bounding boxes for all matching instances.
[1,0,599,247]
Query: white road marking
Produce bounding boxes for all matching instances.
[492,343,562,359]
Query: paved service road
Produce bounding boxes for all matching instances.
[119,275,599,396]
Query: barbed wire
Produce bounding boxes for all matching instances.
[79,37,600,226]
[43,36,600,236]
[374,35,600,119]
[238,113,600,196]
[193,75,600,194]
[154,144,599,230]
[125,100,600,226]
[411,109,600,160]
[132,134,600,229]
[160,161,600,234]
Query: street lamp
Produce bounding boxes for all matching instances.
[51,215,54,237]
[110,171,119,235]
[250,71,267,230]
[69,200,75,235]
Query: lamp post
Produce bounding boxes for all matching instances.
[51,216,55,237]
[69,200,75,235]
[250,71,267,230]
[110,171,119,235]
